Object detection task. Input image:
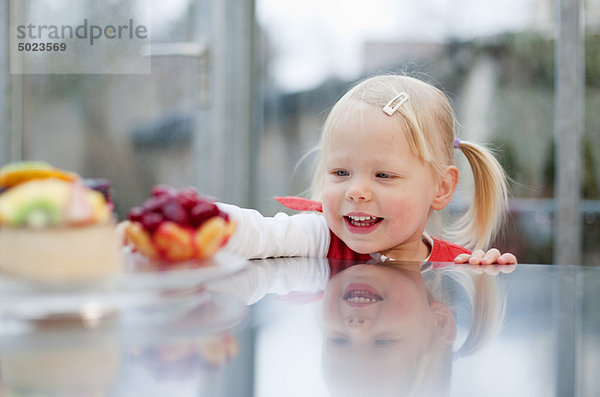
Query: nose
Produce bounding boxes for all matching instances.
[345,179,373,202]
[345,316,372,330]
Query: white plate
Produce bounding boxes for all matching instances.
[0,251,248,322]
[119,249,248,290]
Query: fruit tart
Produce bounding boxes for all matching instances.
[123,185,235,263]
[0,162,123,282]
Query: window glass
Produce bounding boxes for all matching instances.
[15,0,212,217]
[255,0,600,265]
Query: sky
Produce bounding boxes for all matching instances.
[256,0,537,91]
[150,0,539,92]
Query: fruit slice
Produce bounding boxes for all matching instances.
[10,199,63,227]
[0,179,111,227]
[0,161,78,188]
[194,217,228,259]
[124,221,159,259]
[196,332,239,367]
[153,221,195,262]
[0,179,68,227]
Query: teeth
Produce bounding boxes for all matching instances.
[348,216,377,221]
[344,291,382,303]
[346,296,378,303]
[346,215,381,227]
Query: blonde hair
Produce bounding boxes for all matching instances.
[411,266,506,396]
[423,266,506,358]
[310,74,508,250]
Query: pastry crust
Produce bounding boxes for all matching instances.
[0,222,123,282]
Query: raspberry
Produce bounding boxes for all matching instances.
[141,212,164,233]
[218,210,230,222]
[176,187,201,209]
[128,206,144,223]
[152,184,176,198]
[190,201,219,227]
[162,199,190,226]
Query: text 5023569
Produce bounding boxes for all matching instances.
[18,42,67,52]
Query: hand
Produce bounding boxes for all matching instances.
[454,248,518,266]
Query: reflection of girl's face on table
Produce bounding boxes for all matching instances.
[322,263,455,395]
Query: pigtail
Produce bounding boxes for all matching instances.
[453,272,506,358]
[424,267,506,361]
[446,140,509,250]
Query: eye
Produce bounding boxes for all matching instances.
[329,337,351,346]
[376,172,391,179]
[373,339,399,346]
[332,169,350,177]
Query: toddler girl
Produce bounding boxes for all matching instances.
[218,74,516,264]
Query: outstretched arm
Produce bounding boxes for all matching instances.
[217,203,330,259]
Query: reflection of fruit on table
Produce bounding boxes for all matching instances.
[124,185,235,263]
[129,331,239,379]
[0,162,122,282]
[1,345,121,395]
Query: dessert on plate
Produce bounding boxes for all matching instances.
[1,340,120,395]
[0,161,123,282]
[123,185,235,264]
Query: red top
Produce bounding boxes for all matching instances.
[275,196,471,262]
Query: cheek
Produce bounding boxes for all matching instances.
[381,195,412,219]
[382,191,431,221]
[321,184,341,215]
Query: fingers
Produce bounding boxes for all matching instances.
[453,253,471,264]
[497,253,518,265]
[453,249,518,268]
[480,248,501,265]
[467,249,488,265]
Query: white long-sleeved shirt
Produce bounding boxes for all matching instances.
[217,203,330,259]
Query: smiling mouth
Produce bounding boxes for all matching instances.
[345,215,383,228]
[344,290,383,305]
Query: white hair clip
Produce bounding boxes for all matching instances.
[382,92,409,116]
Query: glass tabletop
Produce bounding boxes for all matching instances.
[0,258,597,397]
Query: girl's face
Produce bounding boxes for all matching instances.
[323,264,438,356]
[321,104,444,260]
[322,264,455,395]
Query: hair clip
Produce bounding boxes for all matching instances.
[453,138,461,149]
[382,92,409,116]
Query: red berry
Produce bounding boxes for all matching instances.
[128,206,144,222]
[176,187,200,209]
[141,212,164,233]
[152,185,176,198]
[218,210,230,222]
[190,201,219,227]
[143,194,171,213]
[162,199,191,226]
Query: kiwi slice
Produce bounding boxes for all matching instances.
[10,199,62,227]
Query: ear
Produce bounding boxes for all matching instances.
[431,166,458,211]
[430,301,457,343]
